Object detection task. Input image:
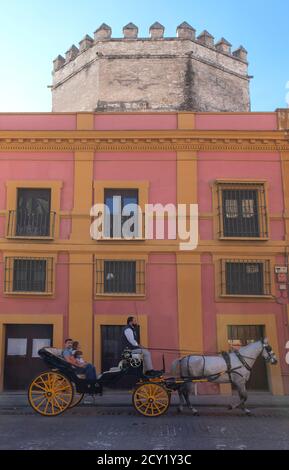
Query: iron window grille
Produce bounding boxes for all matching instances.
[6,188,56,239]
[104,189,140,238]
[228,325,265,349]
[95,259,145,295]
[217,183,268,238]
[7,210,56,239]
[221,259,271,296]
[4,257,54,294]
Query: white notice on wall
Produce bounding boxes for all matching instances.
[7,338,27,356]
[32,339,51,358]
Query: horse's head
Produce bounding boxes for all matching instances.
[261,338,278,365]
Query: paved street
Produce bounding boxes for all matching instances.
[0,392,289,450]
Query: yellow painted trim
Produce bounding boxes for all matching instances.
[71,152,94,242]
[176,114,202,354]
[0,313,63,391]
[0,240,287,254]
[177,254,203,353]
[93,314,148,373]
[5,180,63,240]
[178,113,195,130]
[0,124,287,154]
[216,314,284,395]
[94,253,148,261]
[280,154,289,241]
[277,109,289,130]
[69,253,93,362]
[76,113,94,130]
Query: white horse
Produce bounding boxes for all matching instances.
[171,339,278,416]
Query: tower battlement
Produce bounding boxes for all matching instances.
[52,22,251,112]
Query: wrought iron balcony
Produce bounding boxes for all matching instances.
[6,211,56,239]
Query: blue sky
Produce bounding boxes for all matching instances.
[0,0,288,112]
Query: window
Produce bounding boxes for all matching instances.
[217,182,268,238]
[4,257,54,294]
[95,259,145,296]
[7,188,56,238]
[104,189,139,238]
[221,259,271,296]
[228,325,265,349]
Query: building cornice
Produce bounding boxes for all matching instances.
[0,129,288,152]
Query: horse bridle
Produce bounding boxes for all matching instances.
[234,341,272,370]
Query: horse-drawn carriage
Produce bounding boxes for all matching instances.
[28,339,278,417]
[28,347,174,417]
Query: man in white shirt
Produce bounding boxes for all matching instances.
[121,316,161,377]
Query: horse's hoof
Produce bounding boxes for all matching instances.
[245,409,252,416]
[177,407,183,414]
[228,405,233,410]
[191,409,199,416]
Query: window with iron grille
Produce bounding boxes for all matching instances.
[7,188,56,239]
[228,325,265,349]
[104,189,139,238]
[221,260,271,296]
[95,259,145,295]
[217,183,268,238]
[4,257,54,294]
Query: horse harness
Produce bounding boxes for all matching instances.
[220,351,252,383]
[180,349,254,383]
[233,350,253,372]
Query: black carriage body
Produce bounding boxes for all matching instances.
[38,348,103,394]
[38,348,144,394]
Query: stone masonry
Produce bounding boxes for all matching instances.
[51,22,251,112]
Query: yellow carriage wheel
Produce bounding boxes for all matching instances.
[28,371,73,417]
[69,383,84,409]
[133,383,170,417]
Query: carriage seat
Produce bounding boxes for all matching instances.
[40,348,91,380]
[44,347,63,357]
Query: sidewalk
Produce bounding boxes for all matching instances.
[1,390,288,411]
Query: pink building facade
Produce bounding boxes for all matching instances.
[0,110,288,394]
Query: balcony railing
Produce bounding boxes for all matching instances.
[6,211,56,239]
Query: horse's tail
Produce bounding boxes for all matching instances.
[171,358,182,377]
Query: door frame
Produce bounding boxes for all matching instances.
[0,314,63,391]
[217,314,284,395]
[94,314,148,373]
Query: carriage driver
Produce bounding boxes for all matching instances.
[121,316,162,377]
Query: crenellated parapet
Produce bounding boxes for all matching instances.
[51,21,250,113]
[53,21,248,72]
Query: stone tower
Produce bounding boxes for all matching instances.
[51,22,251,112]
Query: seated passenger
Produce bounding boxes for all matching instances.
[72,341,80,356]
[63,339,97,382]
[74,350,85,366]
[62,338,75,364]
